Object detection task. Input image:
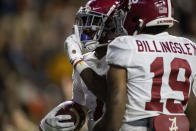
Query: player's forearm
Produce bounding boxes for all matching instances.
[92,95,126,131]
[80,68,107,101]
[185,90,196,129]
[105,66,127,130]
[103,89,126,130]
[94,65,127,131]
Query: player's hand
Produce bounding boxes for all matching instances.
[40,103,75,131]
[64,25,83,65]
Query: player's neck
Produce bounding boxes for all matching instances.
[95,46,107,59]
[141,26,169,35]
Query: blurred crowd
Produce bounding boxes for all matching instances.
[0,0,195,131]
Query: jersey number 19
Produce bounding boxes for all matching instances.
[145,57,192,113]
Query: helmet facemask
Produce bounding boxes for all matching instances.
[75,5,127,51]
[75,7,109,51]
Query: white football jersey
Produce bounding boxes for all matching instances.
[72,51,108,122]
[106,32,196,122]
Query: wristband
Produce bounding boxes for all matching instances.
[73,59,90,74]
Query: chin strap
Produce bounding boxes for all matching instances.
[85,41,109,52]
[96,43,109,48]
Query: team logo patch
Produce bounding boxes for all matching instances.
[153,115,189,131]
[154,0,167,14]
[169,117,178,131]
[159,6,168,14]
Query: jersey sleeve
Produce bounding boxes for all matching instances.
[72,70,85,106]
[106,36,133,67]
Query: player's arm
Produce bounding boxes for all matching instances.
[40,101,76,131]
[92,65,127,131]
[185,88,196,129]
[40,73,87,131]
[64,26,106,101]
[80,68,107,101]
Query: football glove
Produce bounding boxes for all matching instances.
[40,103,75,131]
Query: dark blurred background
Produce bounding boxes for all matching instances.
[0,0,195,131]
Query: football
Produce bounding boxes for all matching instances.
[55,101,86,131]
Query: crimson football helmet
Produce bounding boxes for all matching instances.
[75,0,176,51]
[120,0,176,35]
[75,0,122,51]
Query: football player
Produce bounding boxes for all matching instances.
[93,0,196,131]
[40,0,127,130]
